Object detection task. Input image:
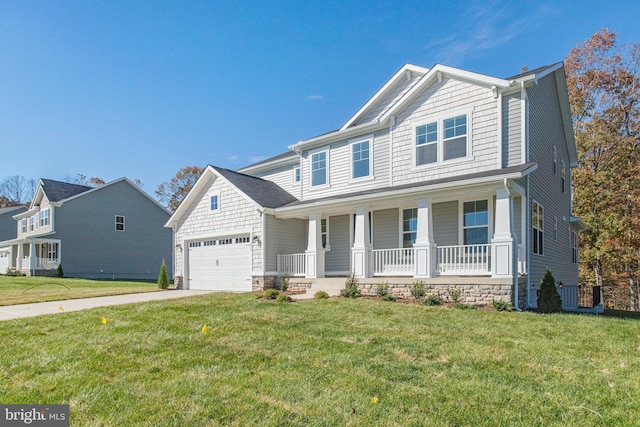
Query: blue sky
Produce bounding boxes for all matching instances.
[1,0,639,199]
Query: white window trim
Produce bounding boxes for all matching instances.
[293,166,300,185]
[115,215,125,232]
[561,160,566,194]
[458,196,493,246]
[309,148,330,189]
[572,231,578,264]
[349,136,374,183]
[399,205,418,248]
[412,108,474,169]
[532,200,544,256]
[210,192,220,213]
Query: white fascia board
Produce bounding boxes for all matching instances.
[533,62,564,84]
[553,68,579,165]
[288,120,386,153]
[275,166,536,219]
[379,64,511,124]
[340,64,429,131]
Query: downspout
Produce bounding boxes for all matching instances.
[503,178,521,311]
[526,176,531,308]
[389,115,395,187]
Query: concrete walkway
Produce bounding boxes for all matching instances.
[0,290,217,321]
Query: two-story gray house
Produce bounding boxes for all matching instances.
[165,62,585,309]
[0,178,172,279]
[0,206,28,273]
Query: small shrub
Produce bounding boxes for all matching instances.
[6,269,25,277]
[453,303,477,310]
[447,287,462,304]
[341,273,361,298]
[280,271,290,292]
[314,291,329,300]
[276,294,292,303]
[263,289,280,300]
[56,264,64,278]
[492,299,514,312]
[422,294,442,306]
[376,282,390,297]
[157,259,170,289]
[409,281,426,300]
[537,269,563,313]
[382,293,397,302]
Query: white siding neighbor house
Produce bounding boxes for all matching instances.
[166,62,586,310]
[0,178,172,279]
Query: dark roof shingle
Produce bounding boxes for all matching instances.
[212,167,298,209]
[41,179,93,202]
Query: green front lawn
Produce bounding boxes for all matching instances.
[0,276,159,306]
[1,293,639,426]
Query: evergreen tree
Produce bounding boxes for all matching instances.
[537,269,563,313]
[157,259,170,289]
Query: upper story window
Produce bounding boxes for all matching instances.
[293,167,300,184]
[553,146,557,175]
[40,209,50,227]
[561,161,566,194]
[21,219,26,233]
[415,112,470,167]
[311,151,328,187]
[29,216,35,232]
[115,215,125,231]
[463,200,488,245]
[210,194,219,211]
[402,208,418,248]
[351,139,371,179]
[532,201,544,255]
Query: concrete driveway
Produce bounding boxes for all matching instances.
[0,290,217,321]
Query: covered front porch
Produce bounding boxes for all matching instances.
[0,238,62,275]
[275,181,526,283]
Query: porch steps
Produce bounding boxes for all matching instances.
[292,278,346,300]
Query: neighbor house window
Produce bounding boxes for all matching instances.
[561,161,566,194]
[293,167,300,184]
[115,215,125,231]
[532,201,544,255]
[351,139,371,179]
[572,231,578,264]
[463,200,489,245]
[402,208,418,248]
[415,112,469,166]
[40,209,50,227]
[210,195,219,211]
[311,151,327,186]
[21,219,26,233]
[553,146,557,175]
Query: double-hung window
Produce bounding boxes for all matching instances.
[415,112,469,166]
[321,218,329,250]
[561,161,566,194]
[351,139,371,179]
[40,209,49,227]
[572,231,578,264]
[402,208,418,248]
[29,216,35,232]
[293,167,300,184]
[115,215,125,231]
[210,194,219,211]
[311,151,328,187]
[21,219,26,233]
[463,200,489,245]
[532,201,544,255]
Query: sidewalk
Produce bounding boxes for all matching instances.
[0,290,217,321]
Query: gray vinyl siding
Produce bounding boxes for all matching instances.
[264,214,306,272]
[0,207,26,241]
[301,129,390,201]
[253,163,300,197]
[325,214,350,273]
[527,73,577,294]
[372,208,399,249]
[54,180,172,280]
[502,92,522,167]
[433,201,458,246]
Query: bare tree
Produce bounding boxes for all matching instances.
[0,175,34,205]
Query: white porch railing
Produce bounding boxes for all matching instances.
[437,244,491,275]
[36,257,59,270]
[372,248,415,276]
[277,253,306,277]
[19,257,29,270]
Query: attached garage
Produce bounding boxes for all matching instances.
[187,235,252,291]
[0,248,10,273]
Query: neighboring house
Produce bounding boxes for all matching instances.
[166,62,586,310]
[0,178,172,279]
[0,206,27,273]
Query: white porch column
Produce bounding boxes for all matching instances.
[16,244,23,270]
[305,213,325,278]
[414,198,436,278]
[491,187,515,278]
[351,207,371,278]
[29,241,36,272]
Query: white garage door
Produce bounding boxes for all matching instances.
[187,236,252,291]
[0,249,9,274]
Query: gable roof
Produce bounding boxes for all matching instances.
[40,179,93,202]
[0,206,27,216]
[212,167,298,209]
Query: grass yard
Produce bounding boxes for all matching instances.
[1,293,639,426]
[0,275,159,306]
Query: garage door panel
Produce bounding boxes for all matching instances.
[187,238,251,291]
